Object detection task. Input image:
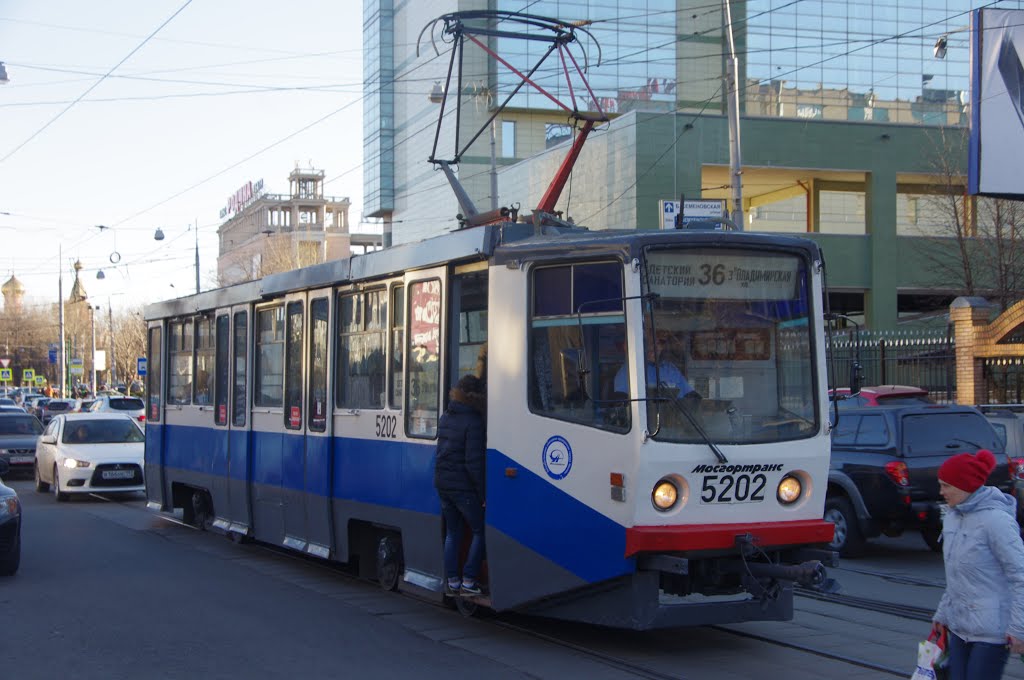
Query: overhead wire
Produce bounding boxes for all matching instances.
[2,1,1000,278]
[0,0,195,165]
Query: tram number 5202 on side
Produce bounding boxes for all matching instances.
[376,414,398,439]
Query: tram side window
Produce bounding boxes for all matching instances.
[337,289,386,409]
[168,319,193,405]
[232,311,247,426]
[308,298,329,432]
[147,326,162,422]
[389,285,404,409]
[528,262,629,432]
[406,279,440,438]
[255,306,284,407]
[284,301,304,430]
[214,315,229,425]
[194,316,215,405]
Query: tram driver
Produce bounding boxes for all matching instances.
[614,329,697,401]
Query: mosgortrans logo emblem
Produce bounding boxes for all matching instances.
[691,463,784,474]
[542,436,572,480]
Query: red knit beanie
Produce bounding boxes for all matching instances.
[938,449,997,493]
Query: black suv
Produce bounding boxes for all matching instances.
[826,404,1010,556]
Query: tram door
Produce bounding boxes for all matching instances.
[223,304,252,531]
[273,289,335,557]
[250,301,287,544]
[144,321,166,507]
[210,311,232,518]
[299,289,334,558]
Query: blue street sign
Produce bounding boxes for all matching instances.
[137,357,147,376]
[48,349,57,364]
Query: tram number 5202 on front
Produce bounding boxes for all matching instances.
[699,473,767,504]
[375,414,398,439]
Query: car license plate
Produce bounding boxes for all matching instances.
[10,456,33,464]
[699,473,768,504]
[102,470,135,480]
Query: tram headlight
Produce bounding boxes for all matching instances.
[777,475,802,504]
[652,479,678,511]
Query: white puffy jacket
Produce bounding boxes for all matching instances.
[933,485,1024,644]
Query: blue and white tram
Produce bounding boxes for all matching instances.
[144,222,836,629]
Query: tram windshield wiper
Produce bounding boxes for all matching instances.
[653,393,728,464]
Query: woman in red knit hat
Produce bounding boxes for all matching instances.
[931,449,1024,679]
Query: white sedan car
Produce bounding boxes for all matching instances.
[34,413,145,501]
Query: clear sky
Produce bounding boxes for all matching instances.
[0,0,366,314]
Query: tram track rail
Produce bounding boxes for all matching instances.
[832,564,946,589]
[710,625,907,677]
[796,586,935,622]
[92,493,913,679]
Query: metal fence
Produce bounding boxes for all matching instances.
[827,328,957,404]
[982,357,1024,404]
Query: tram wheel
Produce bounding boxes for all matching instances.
[376,534,403,592]
[454,596,479,618]
[187,490,213,531]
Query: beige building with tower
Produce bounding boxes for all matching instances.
[216,167,361,286]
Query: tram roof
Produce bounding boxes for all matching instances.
[145,223,822,320]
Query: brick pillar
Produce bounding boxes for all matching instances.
[950,297,992,405]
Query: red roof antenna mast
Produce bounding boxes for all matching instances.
[418,11,608,230]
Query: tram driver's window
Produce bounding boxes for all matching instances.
[528,261,628,432]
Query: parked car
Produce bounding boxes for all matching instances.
[981,408,1024,522]
[830,385,934,407]
[0,397,19,408]
[0,459,21,575]
[0,406,27,414]
[87,395,145,423]
[34,413,145,501]
[39,398,80,425]
[0,412,43,475]
[826,404,1009,556]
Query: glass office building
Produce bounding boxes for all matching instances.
[363,1,1023,328]
[490,0,991,123]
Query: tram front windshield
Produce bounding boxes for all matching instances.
[641,247,817,444]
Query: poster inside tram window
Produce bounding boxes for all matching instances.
[410,280,441,359]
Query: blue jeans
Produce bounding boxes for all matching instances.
[946,632,1009,680]
[439,490,485,583]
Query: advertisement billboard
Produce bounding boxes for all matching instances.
[970,8,1024,197]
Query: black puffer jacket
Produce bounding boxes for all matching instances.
[433,392,485,498]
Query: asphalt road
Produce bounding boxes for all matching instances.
[0,483,545,680]
[5,478,1012,679]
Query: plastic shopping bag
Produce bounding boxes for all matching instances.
[911,630,948,680]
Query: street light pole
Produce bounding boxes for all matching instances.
[194,221,200,295]
[723,0,745,230]
[108,302,115,388]
[90,305,97,395]
[58,246,66,397]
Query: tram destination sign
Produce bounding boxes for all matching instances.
[646,251,799,300]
